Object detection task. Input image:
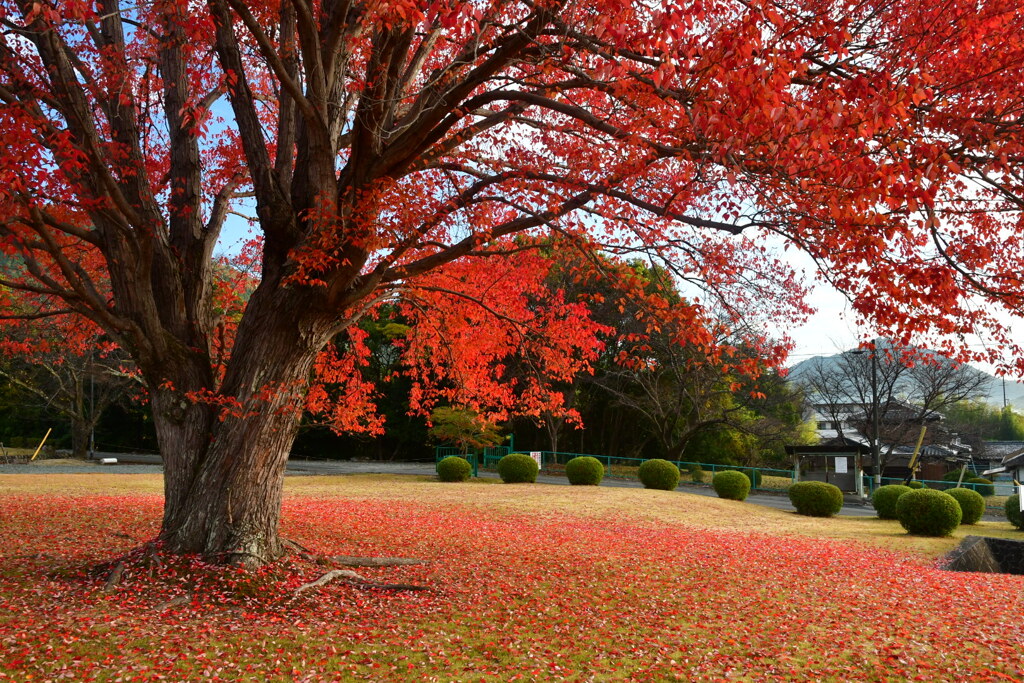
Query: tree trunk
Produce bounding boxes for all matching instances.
[544,412,560,453]
[157,401,306,566]
[150,286,333,567]
[70,416,91,460]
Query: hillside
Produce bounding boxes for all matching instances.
[787,349,1024,411]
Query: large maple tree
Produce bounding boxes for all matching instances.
[1,0,1023,566]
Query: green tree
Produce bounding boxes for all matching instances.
[428,408,504,454]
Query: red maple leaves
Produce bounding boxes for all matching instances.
[1,487,1022,680]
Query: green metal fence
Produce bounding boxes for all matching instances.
[437,445,1012,516]
[478,449,794,493]
[863,475,1005,496]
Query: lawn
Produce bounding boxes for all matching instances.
[1,473,1023,681]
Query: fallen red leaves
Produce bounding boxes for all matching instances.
[1,492,1022,681]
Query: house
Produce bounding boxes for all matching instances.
[790,399,974,492]
[982,444,1024,488]
[975,441,1024,477]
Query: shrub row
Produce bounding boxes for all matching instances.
[496,453,539,483]
[712,470,750,500]
[437,453,605,485]
[872,483,994,536]
[944,488,985,525]
[438,453,784,492]
[638,459,680,490]
[442,457,1002,532]
[565,456,604,485]
[444,455,1019,539]
[895,489,962,536]
[436,456,473,482]
[788,481,843,517]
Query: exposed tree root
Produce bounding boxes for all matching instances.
[154,593,192,611]
[282,538,311,554]
[328,555,424,567]
[294,569,429,596]
[103,561,125,592]
[281,538,425,568]
[83,539,430,609]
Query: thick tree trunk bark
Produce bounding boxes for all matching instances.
[157,402,306,566]
[151,285,333,567]
[70,417,91,460]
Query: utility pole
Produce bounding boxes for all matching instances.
[852,344,882,487]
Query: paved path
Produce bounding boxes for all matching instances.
[2,452,887,517]
[4,452,1009,520]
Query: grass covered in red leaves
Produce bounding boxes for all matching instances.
[1,479,1023,681]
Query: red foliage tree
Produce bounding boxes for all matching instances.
[1,0,1023,566]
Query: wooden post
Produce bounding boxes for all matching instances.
[30,428,53,461]
[855,448,864,498]
[902,426,928,485]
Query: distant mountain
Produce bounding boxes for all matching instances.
[786,349,1024,411]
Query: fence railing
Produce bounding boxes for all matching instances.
[478,449,794,492]
[863,475,1010,497]
[438,446,1010,501]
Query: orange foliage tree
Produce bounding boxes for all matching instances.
[1,0,1023,566]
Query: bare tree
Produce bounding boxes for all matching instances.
[0,342,140,459]
[797,343,991,477]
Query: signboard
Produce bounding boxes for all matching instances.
[529,451,542,468]
[834,457,848,474]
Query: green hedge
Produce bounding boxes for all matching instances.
[872,484,912,520]
[944,488,985,525]
[565,456,604,486]
[687,463,705,484]
[712,470,750,501]
[638,459,680,491]
[895,489,962,537]
[436,456,473,482]
[497,453,539,483]
[788,481,843,517]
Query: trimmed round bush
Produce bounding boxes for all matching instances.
[687,463,705,484]
[565,456,604,486]
[497,453,539,483]
[966,477,995,497]
[872,484,913,520]
[638,459,680,491]
[712,470,751,501]
[945,487,985,525]
[436,456,473,482]
[907,480,925,489]
[895,489,962,536]
[723,467,762,488]
[788,481,844,517]
[1005,494,1023,529]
